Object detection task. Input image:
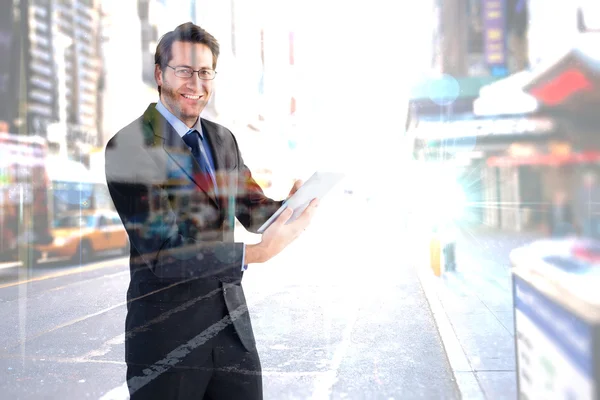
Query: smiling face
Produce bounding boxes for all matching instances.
[155,41,214,128]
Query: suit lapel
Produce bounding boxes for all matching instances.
[143,104,219,208]
[201,119,224,172]
[201,119,228,212]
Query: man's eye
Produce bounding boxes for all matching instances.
[177,68,193,75]
[200,70,211,76]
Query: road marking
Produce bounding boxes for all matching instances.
[48,270,129,293]
[416,262,484,398]
[0,257,128,290]
[310,298,360,399]
[124,288,223,339]
[80,334,125,360]
[0,353,127,365]
[100,305,249,400]
[0,262,20,271]
[18,299,129,345]
[80,288,223,361]
[12,278,206,347]
[99,382,129,400]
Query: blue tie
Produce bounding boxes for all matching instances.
[182,129,218,194]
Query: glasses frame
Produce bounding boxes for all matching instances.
[166,65,217,80]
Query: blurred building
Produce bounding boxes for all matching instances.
[196,0,300,177]
[13,0,103,161]
[0,2,20,131]
[196,0,298,133]
[426,0,528,78]
[19,0,56,136]
[99,0,197,149]
[478,1,600,233]
[98,0,302,187]
[407,0,530,227]
[99,0,154,147]
[408,0,600,234]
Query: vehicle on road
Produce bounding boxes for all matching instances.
[31,210,128,265]
[0,133,52,262]
[0,132,116,266]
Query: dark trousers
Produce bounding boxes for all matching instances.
[126,324,262,400]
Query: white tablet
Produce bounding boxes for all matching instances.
[257,171,345,234]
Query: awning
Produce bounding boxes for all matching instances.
[407,76,501,118]
[488,151,600,167]
[410,114,560,163]
[523,34,600,110]
[409,76,500,102]
[474,71,539,116]
[524,33,600,109]
[472,34,600,115]
[410,115,557,145]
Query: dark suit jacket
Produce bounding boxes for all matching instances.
[105,104,282,368]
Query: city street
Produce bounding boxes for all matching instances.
[0,193,459,399]
[1,0,597,398]
[416,225,540,399]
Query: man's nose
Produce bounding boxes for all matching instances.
[187,75,201,87]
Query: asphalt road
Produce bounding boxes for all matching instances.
[0,194,459,399]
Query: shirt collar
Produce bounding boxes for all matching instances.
[155,99,203,138]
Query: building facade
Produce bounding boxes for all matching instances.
[5,0,104,160]
[22,0,57,136]
[408,0,535,230]
[411,0,600,233]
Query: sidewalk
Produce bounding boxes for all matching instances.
[415,226,544,399]
[0,262,20,271]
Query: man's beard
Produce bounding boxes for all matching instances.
[161,85,203,122]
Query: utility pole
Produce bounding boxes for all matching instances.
[441,0,467,76]
[15,0,34,271]
[0,2,16,128]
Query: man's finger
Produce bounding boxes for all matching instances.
[296,199,319,223]
[289,179,304,195]
[305,198,319,212]
[272,207,293,229]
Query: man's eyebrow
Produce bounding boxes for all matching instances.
[173,64,212,70]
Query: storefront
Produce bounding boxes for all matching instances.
[474,31,600,234]
[410,110,560,230]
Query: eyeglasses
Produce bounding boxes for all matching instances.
[167,65,217,80]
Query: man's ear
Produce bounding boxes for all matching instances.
[155,64,163,87]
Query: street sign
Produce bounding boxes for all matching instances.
[414,116,555,140]
[514,275,593,399]
[483,0,508,76]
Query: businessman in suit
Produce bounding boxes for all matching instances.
[105,22,317,400]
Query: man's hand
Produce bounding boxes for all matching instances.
[287,179,304,199]
[245,198,318,264]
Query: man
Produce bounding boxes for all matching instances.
[547,190,574,238]
[575,171,600,238]
[105,22,317,399]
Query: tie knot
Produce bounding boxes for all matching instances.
[186,129,204,142]
[182,130,200,152]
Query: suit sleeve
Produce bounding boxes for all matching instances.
[105,138,244,281]
[230,135,283,233]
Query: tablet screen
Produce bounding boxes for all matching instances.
[257,171,345,234]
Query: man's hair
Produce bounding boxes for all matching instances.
[154,22,220,95]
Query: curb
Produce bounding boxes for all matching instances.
[416,265,486,400]
[0,262,20,271]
